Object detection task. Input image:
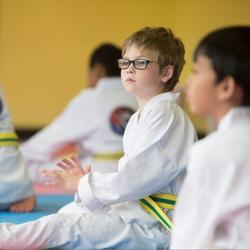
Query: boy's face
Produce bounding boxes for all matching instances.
[121,45,168,103]
[186,55,221,117]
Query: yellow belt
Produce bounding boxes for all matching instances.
[93,152,124,160]
[140,193,176,232]
[0,132,19,147]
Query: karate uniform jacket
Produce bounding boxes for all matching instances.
[171,107,250,249]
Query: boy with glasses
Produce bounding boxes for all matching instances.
[0,27,196,249]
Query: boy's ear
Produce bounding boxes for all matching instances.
[217,76,242,103]
[161,65,174,83]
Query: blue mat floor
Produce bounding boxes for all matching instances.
[0,194,74,224]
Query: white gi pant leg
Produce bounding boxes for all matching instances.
[0,212,169,249]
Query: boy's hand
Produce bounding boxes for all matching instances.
[56,155,91,176]
[40,156,91,193]
[40,169,81,193]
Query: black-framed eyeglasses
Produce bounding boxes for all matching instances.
[118,58,154,70]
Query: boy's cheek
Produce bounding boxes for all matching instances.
[185,85,193,106]
[185,75,195,88]
[186,82,199,108]
[185,90,192,108]
[120,71,125,80]
[185,77,194,97]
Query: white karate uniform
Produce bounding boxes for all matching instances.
[0,86,34,209]
[171,107,250,249]
[21,77,138,179]
[0,92,196,249]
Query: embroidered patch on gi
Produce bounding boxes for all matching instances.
[110,106,135,135]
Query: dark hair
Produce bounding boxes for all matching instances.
[89,43,121,77]
[194,26,250,105]
[122,27,185,91]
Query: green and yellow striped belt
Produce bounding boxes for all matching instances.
[140,193,176,232]
[0,132,19,147]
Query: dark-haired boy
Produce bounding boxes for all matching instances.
[172,26,250,249]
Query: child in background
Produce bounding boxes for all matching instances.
[171,26,250,249]
[0,86,35,212]
[21,43,137,179]
[0,27,196,249]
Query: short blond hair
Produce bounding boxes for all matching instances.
[122,27,185,91]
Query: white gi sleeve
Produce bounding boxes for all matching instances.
[76,105,193,211]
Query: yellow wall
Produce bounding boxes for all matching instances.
[0,0,250,133]
[0,0,174,127]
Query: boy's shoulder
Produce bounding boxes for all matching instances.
[143,100,180,123]
[191,131,219,153]
[191,123,250,160]
[68,88,97,106]
[144,92,181,113]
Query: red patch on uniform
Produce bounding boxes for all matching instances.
[110,107,135,135]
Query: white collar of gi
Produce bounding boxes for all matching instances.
[135,91,179,121]
[136,92,179,120]
[218,107,250,132]
[144,91,180,110]
[96,77,122,90]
